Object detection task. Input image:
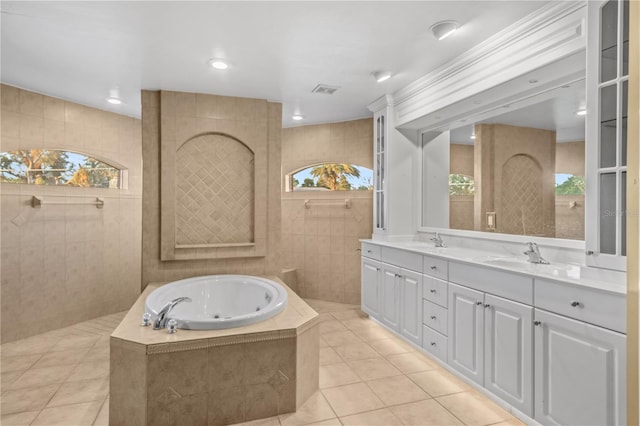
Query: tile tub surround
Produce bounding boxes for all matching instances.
[109,277,319,426]
[0,299,523,426]
[1,84,143,343]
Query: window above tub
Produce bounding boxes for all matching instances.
[0,149,123,188]
[286,163,373,192]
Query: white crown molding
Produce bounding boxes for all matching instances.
[367,94,394,113]
[393,1,587,128]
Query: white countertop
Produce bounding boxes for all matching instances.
[362,239,627,295]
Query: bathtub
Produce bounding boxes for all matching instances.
[144,275,288,330]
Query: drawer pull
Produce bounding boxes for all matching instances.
[430,315,437,320]
[376,268,380,271]
[430,266,437,270]
[570,301,582,308]
[476,301,483,306]
[367,250,372,253]
[534,321,542,326]
[430,342,437,346]
[429,289,437,294]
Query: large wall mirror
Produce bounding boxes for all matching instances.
[421,68,586,241]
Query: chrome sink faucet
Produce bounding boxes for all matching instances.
[524,242,549,264]
[430,232,447,248]
[153,296,192,330]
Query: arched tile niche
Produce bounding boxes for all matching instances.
[159,91,268,260]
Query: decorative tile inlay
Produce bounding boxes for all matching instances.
[268,370,290,388]
[176,134,254,245]
[157,387,182,403]
[501,154,543,236]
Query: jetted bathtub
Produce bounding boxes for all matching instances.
[144,275,288,330]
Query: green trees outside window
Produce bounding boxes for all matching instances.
[291,163,373,191]
[0,149,121,188]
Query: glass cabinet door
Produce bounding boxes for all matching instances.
[587,0,629,270]
[374,114,386,232]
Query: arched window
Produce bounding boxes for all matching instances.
[449,174,475,195]
[0,149,122,188]
[287,163,373,192]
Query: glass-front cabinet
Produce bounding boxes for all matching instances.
[374,111,387,234]
[586,0,629,271]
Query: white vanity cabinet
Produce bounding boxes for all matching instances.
[361,257,382,320]
[534,309,626,426]
[448,283,534,416]
[360,243,626,425]
[360,243,423,344]
[534,277,626,426]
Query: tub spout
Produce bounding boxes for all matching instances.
[153,296,192,330]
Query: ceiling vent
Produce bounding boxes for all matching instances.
[312,84,340,95]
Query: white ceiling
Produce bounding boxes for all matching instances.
[1,1,547,127]
[450,80,586,144]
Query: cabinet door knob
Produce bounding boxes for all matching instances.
[534,321,542,326]
[376,268,380,271]
[430,289,437,294]
[367,250,372,253]
[430,342,437,346]
[476,301,483,306]
[395,273,402,278]
[430,315,437,320]
[585,250,595,255]
[430,266,437,270]
[484,304,490,308]
[570,301,581,307]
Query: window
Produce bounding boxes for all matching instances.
[0,149,122,188]
[555,173,585,195]
[449,174,475,195]
[288,163,373,192]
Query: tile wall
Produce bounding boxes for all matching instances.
[140,91,282,285]
[281,119,373,304]
[0,84,142,343]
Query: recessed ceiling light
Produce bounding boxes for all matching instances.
[372,71,392,82]
[576,109,587,116]
[430,21,459,40]
[107,97,122,105]
[292,115,304,121]
[209,59,228,70]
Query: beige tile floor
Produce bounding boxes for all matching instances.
[0,300,525,426]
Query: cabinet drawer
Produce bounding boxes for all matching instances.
[423,300,448,336]
[449,261,533,305]
[381,246,422,272]
[361,242,381,260]
[423,276,448,308]
[423,255,448,280]
[422,326,447,363]
[535,279,626,333]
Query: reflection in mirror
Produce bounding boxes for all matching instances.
[424,80,586,241]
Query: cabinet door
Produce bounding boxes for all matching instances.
[534,309,626,426]
[448,283,484,385]
[380,263,400,331]
[484,294,533,417]
[361,258,381,319]
[399,268,422,346]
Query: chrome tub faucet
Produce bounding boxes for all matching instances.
[153,296,192,330]
[524,242,549,264]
